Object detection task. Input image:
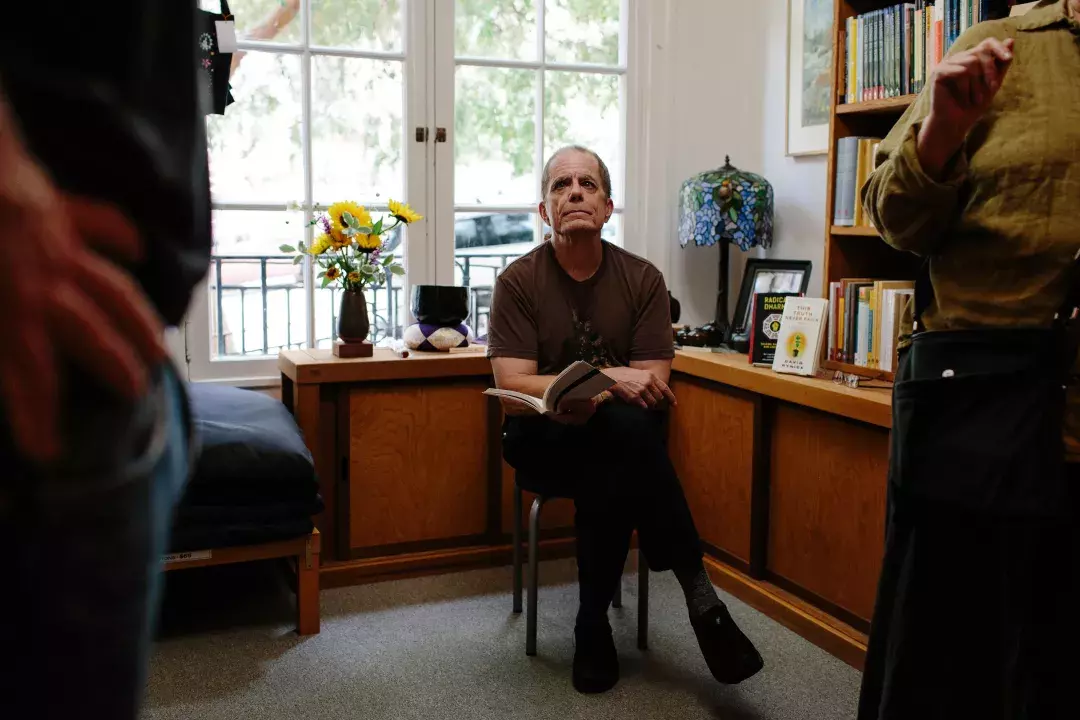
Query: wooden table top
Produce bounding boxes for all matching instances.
[279,346,892,428]
[672,349,892,428]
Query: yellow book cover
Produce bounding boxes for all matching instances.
[854,138,879,228]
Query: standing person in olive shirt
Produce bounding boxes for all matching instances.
[489,146,763,694]
[0,3,209,719]
[858,1,1079,717]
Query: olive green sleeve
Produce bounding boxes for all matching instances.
[860,22,1005,256]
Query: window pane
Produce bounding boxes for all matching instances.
[455,0,538,60]
[312,223,406,347]
[312,56,404,205]
[543,71,622,201]
[200,0,302,44]
[311,0,403,52]
[208,210,306,358]
[544,0,620,65]
[207,52,303,203]
[454,212,539,337]
[455,66,537,205]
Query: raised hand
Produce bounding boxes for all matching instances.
[0,107,165,464]
[918,37,1013,177]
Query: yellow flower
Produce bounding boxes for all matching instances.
[324,266,342,281]
[329,228,352,250]
[388,199,422,224]
[356,232,381,252]
[328,201,372,238]
[309,233,332,255]
[347,271,362,283]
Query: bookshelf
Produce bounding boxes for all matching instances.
[821,0,1012,381]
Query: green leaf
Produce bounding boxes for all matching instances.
[342,211,358,228]
[279,244,296,253]
[343,227,357,237]
[728,207,738,223]
[292,255,303,265]
[361,264,376,274]
[356,225,373,235]
[298,240,306,251]
[372,218,384,234]
[389,265,406,276]
[316,270,326,278]
[321,276,332,288]
[381,253,394,266]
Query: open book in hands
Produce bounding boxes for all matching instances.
[483,361,617,416]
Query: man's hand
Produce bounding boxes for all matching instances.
[603,366,677,409]
[551,397,598,425]
[0,120,165,465]
[918,37,1013,178]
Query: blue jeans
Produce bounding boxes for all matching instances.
[0,363,190,719]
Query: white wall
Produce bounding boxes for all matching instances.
[633,0,829,328]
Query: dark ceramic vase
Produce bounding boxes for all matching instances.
[338,290,371,343]
[411,284,469,325]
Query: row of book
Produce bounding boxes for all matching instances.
[840,1,1015,105]
[833,136,882,227]
[827,280,915,373]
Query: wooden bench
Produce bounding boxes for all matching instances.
[162,528,321,635]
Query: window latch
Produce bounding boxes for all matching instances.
[435,127,447,142]
[415,127,428,142]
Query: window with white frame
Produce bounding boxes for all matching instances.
[185,0,627,381]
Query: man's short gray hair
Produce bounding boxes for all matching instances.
[541,145,613,201]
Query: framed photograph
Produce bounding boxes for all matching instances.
[786,0,834,156]
[730,259,813,345]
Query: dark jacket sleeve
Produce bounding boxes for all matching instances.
[0,4,211,325]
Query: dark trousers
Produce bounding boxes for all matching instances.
[0,365,190,720]
[857,473,1079,720]
[503,403,702,621]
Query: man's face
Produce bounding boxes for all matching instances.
[539,150,614,236]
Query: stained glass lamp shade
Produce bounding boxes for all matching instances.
[678,157,774,335]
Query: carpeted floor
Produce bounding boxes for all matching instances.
[144,558,861,719]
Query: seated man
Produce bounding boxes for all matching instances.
[488,145,764,694]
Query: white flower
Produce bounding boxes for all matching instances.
[199,33,214,51]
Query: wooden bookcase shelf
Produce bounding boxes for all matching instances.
[822,1,926,383]
[831,225,881,237]
[835,94,916,116]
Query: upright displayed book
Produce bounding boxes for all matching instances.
[748,293,799,366]
[772,297,830,377]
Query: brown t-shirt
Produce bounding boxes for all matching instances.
[487,241,674,375]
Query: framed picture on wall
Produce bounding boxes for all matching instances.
[786,0,834,156]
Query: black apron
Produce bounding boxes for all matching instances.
[858,257,1080,720]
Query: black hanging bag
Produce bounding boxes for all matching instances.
[890,254,1080,518]
[197,0,236,116]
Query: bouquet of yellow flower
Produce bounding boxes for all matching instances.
[280,200,421,291]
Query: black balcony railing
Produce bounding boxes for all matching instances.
[209,248,525,357]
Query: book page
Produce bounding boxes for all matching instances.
[482,388,545,413]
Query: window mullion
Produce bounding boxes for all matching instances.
[302,0,316,349]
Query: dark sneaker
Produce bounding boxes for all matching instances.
[690,605,765,684]
[572,622,619,694]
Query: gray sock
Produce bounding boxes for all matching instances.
[674,564,723,618]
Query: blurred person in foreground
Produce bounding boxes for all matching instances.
[488,146,763,694]
[857,1,1080,718]
[0,3,210,718]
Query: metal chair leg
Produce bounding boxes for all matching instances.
[637,549,649,651]
[612,579,623,609]
[512,485,523,614]
[526,495,544,657]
